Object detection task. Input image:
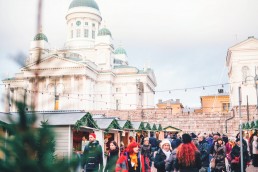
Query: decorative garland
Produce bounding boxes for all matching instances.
[144,122,151,130]
[74,112,99,131]
[152,124,157,131]
[123,120,133,129]
[158,124,162,131]
[104,119,121,133]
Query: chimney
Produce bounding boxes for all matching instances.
[158,99,162,104]
[248,36,254,39]
[176,99,180,103]
[218,89,224,94]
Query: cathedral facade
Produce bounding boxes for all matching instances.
[3,0,157,112]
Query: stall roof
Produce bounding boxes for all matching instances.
[131,121,145,130]
[94,118,121,131]
[150,123,157,131]
[0,111,98,128]
[163,126,182,132]
[118,120,133,130]
[143,122,151,130]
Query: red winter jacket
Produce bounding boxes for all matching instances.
[115,152,151,172]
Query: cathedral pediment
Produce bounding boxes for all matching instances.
[22,55,85,71]
[229,37,258,51]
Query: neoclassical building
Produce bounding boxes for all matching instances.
[3,0,157,112]
[226,36,258,107]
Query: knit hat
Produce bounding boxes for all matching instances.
[160,139,171,149]
[89,133,96,139]
[182,133,192,144]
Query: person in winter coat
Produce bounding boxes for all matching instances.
[104,141,119,172]
[154,139,172,172]
[165,137,181,172]
[252,133,258,167]
[115,141,151,172]
[82,133,103,172]
[212,138,226,172]
[230,138,249,172]
[149,132,158,152]
[174,133,202,172]
[197,134,210,172]
[141,137,152,166]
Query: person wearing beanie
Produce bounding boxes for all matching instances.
[115,141,151,172]
[174,133,201,172]
[211,137,226,172]
[154,139,172,172]
[82,133,103,172]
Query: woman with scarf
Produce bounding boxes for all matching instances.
[174,133,201,172]
[212,138,226,172]
[115,141,151,172]
[154,139,172,172]
[104,141,119,172]
[140,137,152,166]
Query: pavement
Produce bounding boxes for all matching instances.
[151,164,258,172]
[247,165,258,172]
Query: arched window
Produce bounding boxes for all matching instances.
[242,66,250,82]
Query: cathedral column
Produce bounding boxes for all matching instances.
[83,76,87,110]
[71,76,75,110]
[4,84,10,113]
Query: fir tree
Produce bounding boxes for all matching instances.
[0,100,78,172]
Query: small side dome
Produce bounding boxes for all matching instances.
[34,33,48,42]
[115,47,127,55]
[98,28,112,37]
[69,0,99,10]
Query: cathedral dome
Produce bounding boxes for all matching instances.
[69,0,99,10]
[115,47,127,55]
[33,33,48,42]
[98,28,112,37]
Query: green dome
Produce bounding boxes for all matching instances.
[98,28,112,37]
[115,47,127,55]
[69,0,99,10]
[33,33,48,42]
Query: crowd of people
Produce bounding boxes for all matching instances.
[78,131,258,172]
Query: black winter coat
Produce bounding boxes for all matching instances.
[198,140,210,167]
[174,151,202,172]
[83,140,103,172]
[104,149,119,172]
[230,143,249,172]
[213,142,226,171]
[154,148,171,172]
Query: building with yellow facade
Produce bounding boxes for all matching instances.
[156,99,184,114]
[198,92,230,113]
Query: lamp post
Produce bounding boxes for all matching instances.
[47,79,65,110]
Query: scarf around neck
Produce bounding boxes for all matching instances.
[129,153,138,170]
[162,149,171,160]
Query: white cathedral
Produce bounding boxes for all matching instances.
[3,0,157,112]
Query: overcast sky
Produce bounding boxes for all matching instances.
[1,0,258,111]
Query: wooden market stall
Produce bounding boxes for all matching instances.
[163,125,182,138]
[117,120,134,147]
[92,118,122,157]
[131,121,145,144]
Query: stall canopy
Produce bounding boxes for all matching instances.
[254,120,258,129]
[143,122,151,130]
[242,123,246,130]
[158,124,163,131]
[93,118,121,132]
[150,123,157,131]
[245,122,251,130]
[163,126,182,132]
[73,112,99,130]
[251,121,255,129]
[131,121,145,131]
[118,120,133,130]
